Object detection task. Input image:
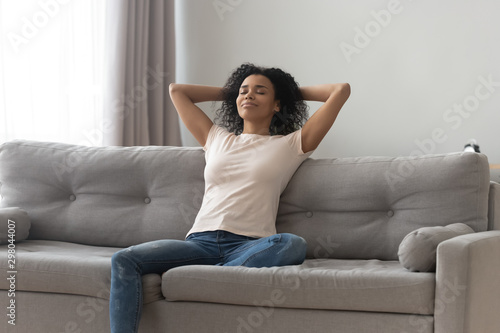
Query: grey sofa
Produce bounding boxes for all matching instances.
[1,139,499,333]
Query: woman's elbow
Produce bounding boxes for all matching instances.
[169,83,179,95]
[340,83,351,97]
[331,83,351,102]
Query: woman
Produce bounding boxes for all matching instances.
[109,63,350,333]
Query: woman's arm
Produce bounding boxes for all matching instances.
[169,84,224,147]
[300,83,351,153]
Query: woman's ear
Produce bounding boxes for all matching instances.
[274,101,281,112]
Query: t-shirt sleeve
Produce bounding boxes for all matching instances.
[203,124,227,151]
[286,128,315,157]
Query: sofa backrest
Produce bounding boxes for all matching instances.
[0,140,491,260]
[277,153,490,260]
[0,140,205,246]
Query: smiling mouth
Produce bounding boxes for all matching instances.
[241,102,257,107]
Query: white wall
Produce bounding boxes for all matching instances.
[175,0,500,165]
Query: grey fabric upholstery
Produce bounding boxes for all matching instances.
[0,291,111,333]
[140,301,434,333]
[163,259,435,314]
[0,207,31,244]
[276,153,490,260]
[0,140,204,246]
[0,291,433,333]
[0,240,114,297]
[435,230,500,333]
[0,139,499,333]
[489,182,500,230]
[398,223,475,272]
[0,240,162,305]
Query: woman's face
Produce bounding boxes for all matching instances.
[236,74,280,123]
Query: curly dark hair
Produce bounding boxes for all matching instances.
[214,63,309,136]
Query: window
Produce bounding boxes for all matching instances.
[0,0,105,145]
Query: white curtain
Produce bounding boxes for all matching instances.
[0,0,180,147]
[0,0,105,146]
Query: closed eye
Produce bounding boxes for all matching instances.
[240,91,265,95]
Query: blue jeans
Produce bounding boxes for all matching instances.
[109,230,307,333]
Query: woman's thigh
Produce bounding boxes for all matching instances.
[222,233,307,268]
[111,236,222,276]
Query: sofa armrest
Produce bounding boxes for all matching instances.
[489,182,500,230]
[434,230,500,333]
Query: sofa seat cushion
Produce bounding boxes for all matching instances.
[162,259,436,315]
[0,240,117,299]
[0,240,163,304]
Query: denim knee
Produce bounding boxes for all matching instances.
[277,233,308,265]
[111,248,127,266]
[111,247,136,274]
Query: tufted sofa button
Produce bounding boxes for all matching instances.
[305,211,313,218]
[69,194,76,201]
[144,197,151,204]
[387,210,394,217]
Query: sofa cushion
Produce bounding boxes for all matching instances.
[0,140,205,247]
[276,152,490,260]
[398,223,475,272]
[0,207,31,244]
[0,240,163,304]
[0,240,114,298]
[162,259,436,315]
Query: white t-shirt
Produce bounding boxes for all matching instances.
[187,124,314,238]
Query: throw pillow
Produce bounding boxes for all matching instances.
[0,207,31,244]
[398,223,474,272]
